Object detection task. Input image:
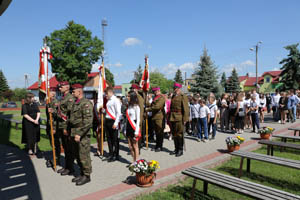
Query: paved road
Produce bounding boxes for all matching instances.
[0,115,299,200]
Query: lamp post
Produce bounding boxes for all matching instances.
[250,41,262,91]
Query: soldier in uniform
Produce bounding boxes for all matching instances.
[170,83,189,157]
[69,84,93,186]
[56,81,75,175]
[46,88,60,167]
[130,84,145,149]
[146,87,165,152]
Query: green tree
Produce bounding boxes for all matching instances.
[105,68,115,87]
[48,21,103,85]
[0,70,10,100]
[226,68,240,93]
[191,48,220,98]
[130,64,143,84]
[150,71,173,94]
[174,69,184,84]
[220,72,227,90]
[279,43,300,90]
[12,88,27,101]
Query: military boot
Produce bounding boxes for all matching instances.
[176,138,183,157]
[76,175,91,186]
[72,176,82,183]
[170,138,178,155]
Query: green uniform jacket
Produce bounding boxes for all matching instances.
[70,98,93,137]
[170,93,189,122]
[46,99,59,131]
[58,92,75,129]
[148,95,165,121]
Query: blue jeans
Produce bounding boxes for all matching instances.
[293,106,297,121]
[251,113,260,132]
[208,118,217,138]
[198,117,208,139]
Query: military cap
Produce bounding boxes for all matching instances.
[130,83,140,90]
[174,82,182,88]
[59,81,69,87]
[152,87,160,92]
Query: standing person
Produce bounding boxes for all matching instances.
[46,88,60,167]
[190,97,200,136]
[164,94,172,140]
[104,87,122,162]
[235,93,245,134]
[244,93,252,129]
[56,81,75,176]
[169,83,189,157]
[272,89,281,122]
[251,89,260,104]
[207,96,218,140]
[146,87,165,152]
[259,94,266,123]
[250,95,260,133]
[228,95,237,132]
[21,93,41,155]
[197,99,210,142]
[92,95,101,156]
[125,91,141,162]
[279,92,288,124]
[220,93,229,132]
[297,91,300,119]
[266,93,272,113]
[69,84,93,186]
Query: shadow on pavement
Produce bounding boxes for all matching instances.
[0,145,42,200]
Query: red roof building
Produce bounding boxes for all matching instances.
[27,76,59,90]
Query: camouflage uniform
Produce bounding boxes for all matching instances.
[70,98,93,176]
[148,95,165,150]
[57,92,75,171]
[170,93,189,155]
[46,99,61,164]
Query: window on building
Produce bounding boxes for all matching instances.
[266,77,271,83]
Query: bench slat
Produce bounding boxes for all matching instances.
[273,135,300,140]
[183,167,300,200]
[259,140,300,150]
[288,128,300,131]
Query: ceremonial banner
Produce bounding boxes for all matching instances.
[139,56,150,92]
[38,46,52,102]
[97,62,107,110]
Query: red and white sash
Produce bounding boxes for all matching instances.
[126,109,141,140]
[106,108,116,120]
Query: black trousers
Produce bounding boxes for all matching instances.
[47,127,61,163]
[105,119,119,157]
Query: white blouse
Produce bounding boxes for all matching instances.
[127,105,140,136]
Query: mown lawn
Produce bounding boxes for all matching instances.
[135,143,300,200]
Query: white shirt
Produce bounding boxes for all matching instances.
[105,95,121,127]
[250,100,258,113]
[208,103,218,118]
[259,98,266,108]
[243,99,251,108]
[190,103,200,119]
[237,101,245,112]
[199,105,210,118]
[272,94,281,106]
[127,105,140,136]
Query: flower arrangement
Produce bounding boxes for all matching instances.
[258,127,274,135]
[128,159,160,176]
[225,136,245,146]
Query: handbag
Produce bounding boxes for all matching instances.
[238,108,245,117]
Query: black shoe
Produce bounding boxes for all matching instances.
[155,148,161,152]
[170,150,178,155]
[76,175,91,186]
[114,155,120,161]
[61,169,74,176]
[46,160,52,168]
[176,150,183,157]
[72,176,82,183]
[57,168,65,173]
[108,156,116,162]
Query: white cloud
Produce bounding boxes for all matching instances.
[272,67,280,71]
[160,62,197,79]
[114,62,123,67]
[122,37,142,46]
[222,60,255,76]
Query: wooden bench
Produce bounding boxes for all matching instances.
[273,134,300,142]
[182,167,300,200]
[0,117,22,129]
[230,150,300,178]
[288,128,300,136]
[258,140,300,156]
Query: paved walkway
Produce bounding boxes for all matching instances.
[1,115,299,200]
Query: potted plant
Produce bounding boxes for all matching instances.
[258,127,274,140]
[128,159,160,187]
[225,136,245,152]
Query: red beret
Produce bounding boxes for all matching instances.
[59,81,69,86]
[72,84,83,89]
[130,84,140,89]
[152,87,160,92]
[174,82,182,88]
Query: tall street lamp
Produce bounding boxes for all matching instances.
[250,41,262,91]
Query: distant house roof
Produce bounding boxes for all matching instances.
[261,70,282,77]
[239,75,248,82]
[88,72,98,78]
[244,77,263,87]
[27,76,59,90]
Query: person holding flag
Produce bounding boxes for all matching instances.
[125,90,141,162]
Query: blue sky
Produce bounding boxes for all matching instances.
[1,0,300,88]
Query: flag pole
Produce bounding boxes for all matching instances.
[145,55,149,150]
[44,37,56,171]
[100,57,104,156]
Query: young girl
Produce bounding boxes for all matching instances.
[259,93,266,123]
[207,96,218,140]
[235,93,245,134]
[250,95,260,133]
[228,95,237,132]
[244,93,252,129]
[125,91,141,162]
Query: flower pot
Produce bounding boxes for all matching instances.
[136,173,155,187]
[260,133,270,140]
[227,144,240,152]
[234,145,240,151]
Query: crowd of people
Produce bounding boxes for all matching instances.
[20,81,300,186]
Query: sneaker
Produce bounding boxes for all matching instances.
[278,120,281,124]
[201,139,205,143]
[197,138,201,142]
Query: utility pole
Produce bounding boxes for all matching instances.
[101,18,108,65]
[24,74,29,88]
[250,41,262,91]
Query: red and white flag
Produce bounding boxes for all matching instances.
[38,45,53,102]
[139,56,150,92]
[97,61,107,110]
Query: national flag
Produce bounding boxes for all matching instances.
[97,61,107,110]
[38,46,52,103]
[139,56,150,92]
